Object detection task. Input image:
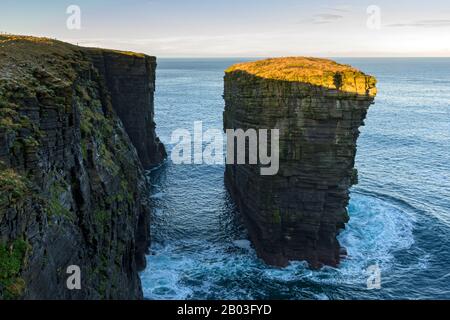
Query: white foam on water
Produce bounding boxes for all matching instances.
[337,193,415,274]
[142,239,263,300]
[262,193,417,287]
[150,192,165,199]
[233,239,252,250]
[141,193,418,299]
[141,244,194,300]
[314,293,330,300]
[293,192,418,287]
[153,208,163,217]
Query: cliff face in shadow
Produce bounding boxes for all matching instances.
[87,50,166,168]
[0,35,165,299]
[223,57,377,268]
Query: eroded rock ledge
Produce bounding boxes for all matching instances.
[0,35,165,299]
[224,57,376,268]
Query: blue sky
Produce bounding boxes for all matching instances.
[1,0,450,57]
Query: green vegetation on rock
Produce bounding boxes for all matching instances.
[0,166,30,210]
[272,208,281,224]
[47,180,73,221]
[0,239,31,299]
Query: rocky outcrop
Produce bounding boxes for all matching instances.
[224,57,376,268]
[0,35,165,299]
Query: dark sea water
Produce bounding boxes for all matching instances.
[140,58,450,300]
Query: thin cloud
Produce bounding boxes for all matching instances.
[321,5,352,13]
[387,19,450,28]
[312,13,343,24]
[299,13,344,25]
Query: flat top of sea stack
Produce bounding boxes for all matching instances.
[226,57,377,96]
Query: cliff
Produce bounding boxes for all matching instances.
[224,57,376,268]
[86,49,166,168]
[0,35,165,299]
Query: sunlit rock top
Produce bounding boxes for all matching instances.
[226,57,377,96]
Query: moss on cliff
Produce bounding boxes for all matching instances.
[0,165,30,211]
[0,239,31,299]
[46,180,73,221]
[0,108,38,136]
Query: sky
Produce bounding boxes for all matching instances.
[1,0,450,57]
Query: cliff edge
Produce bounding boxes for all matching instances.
[224,57,376,268]
[0,35,165,299]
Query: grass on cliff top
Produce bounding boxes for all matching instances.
[0,34,77,58]
[0,34,148,77]
[225,57,377,96]
[0,34,146,57]
[86,47,147,58]
[0,34,81,85]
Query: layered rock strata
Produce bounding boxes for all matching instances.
[224,57,377,268]
[0,35,165,299]
[87,50,166,168]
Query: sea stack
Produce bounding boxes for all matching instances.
[223,57,377,268]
